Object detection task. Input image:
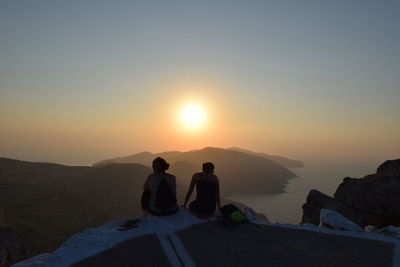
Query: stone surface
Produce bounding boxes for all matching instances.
[375,226,400,240]
[177,222,394,267]
[319,209,363,232]
[302,159,400,227]
[0,227,30,267]
[301,190,370,226]
[366,212,400,229]
[14,253,62,267]
[334,159,400,215]
[334,176,400,215]
[377,159,400,178]
[72,234,171,267]
[14,210,398,267]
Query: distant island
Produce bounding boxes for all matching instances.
[93,147,301,194]
[94,146,304,169]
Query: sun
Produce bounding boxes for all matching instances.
[179,102,206,130]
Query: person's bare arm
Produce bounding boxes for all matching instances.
[143,175,151,191]
[216,177,221,210]
[183,175,196,207]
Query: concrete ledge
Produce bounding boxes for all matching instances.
[72,234,171,267]
[178,222,394,267]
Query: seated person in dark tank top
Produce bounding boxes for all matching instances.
[182,162,221,216]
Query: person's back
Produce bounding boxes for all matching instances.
[148,172,178,214]
[191,172,218,214]
[183,162,221,215]
[142,157,178,216]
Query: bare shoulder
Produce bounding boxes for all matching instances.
[147,173,156,182]
[166,173,176,180]
[212,174,219,182]
[192,172,203,180]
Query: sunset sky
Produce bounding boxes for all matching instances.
[1,1,399,165]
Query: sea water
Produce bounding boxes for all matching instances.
[228,158,381,224]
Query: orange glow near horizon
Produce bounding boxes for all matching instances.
[1,77,399,166]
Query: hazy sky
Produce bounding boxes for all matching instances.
[1,0,399,165]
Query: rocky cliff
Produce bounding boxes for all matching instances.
[302,159,400,227]
[0,227,29,267]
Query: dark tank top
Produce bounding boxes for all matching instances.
[193,176,217,214]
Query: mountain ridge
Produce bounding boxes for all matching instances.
[92,147,298,193]
[92,147,304,168]
[228,147,304,168]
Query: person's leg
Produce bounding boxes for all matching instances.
[141,191,151,217]
[149,207,179,216]
[189,201,215,218]
[189,201,203,215]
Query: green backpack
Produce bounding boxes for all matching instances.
[221,204,246,224]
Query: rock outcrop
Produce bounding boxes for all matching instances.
[377,159,400,177]
[0,227,30,267]
[302,190,371,226]
[302,159,400,227]
[319,209,363,232]
[334,159,400,215]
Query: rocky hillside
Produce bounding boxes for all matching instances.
[0,156,273,266]
[0,226,29,267]
[302,159,400,227]
[0,158,108,262]
[94,147,304,168]
[228,147,304,168]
